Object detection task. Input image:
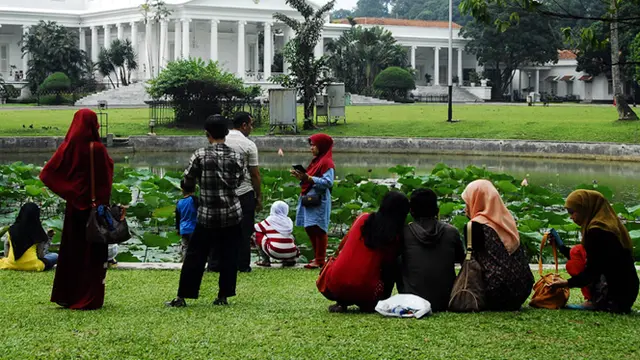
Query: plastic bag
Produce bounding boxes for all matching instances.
[375,294,432,319]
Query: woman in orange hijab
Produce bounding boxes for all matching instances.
[40,109,114,310]
[549,190,639,313]
[461,179,534,311]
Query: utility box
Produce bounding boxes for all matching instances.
[315,83,347,126]
[268,88,297,134]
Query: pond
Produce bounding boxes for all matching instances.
[2,151,640,263]
[3,151,640,204]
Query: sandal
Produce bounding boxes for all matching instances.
[304,261,320,269]
[254,260,271,267]
[282,260,297,267]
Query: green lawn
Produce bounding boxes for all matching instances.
[0,269,638,359]
[2,104,640,143]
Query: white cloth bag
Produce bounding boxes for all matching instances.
[375,294,432,319]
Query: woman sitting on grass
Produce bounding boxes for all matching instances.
[548,190,639,313]
[461,180,534,311]
[254,201,299,267]
[318,191,410,313]
[0,202,58,272]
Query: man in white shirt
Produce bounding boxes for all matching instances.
[207,112,262,273]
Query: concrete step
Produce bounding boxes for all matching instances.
[411,85,483,103]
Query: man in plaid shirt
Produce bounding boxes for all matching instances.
[166,115,245,307]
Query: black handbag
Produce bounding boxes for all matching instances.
[86,142,132,245]
[301,193,322,207]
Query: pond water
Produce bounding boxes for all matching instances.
[3,151,640,204]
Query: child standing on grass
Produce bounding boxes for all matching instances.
[175,179,198,262]
[254,201,299,267]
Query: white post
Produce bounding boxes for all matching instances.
[410,46,416,69]
[91,26,99,62]
[104,24,111,49]
[434,47,440,86]
[237,21,246,79]
[535,69,540,94]
[263,22,272,80]
[253,41,259,75]
[22,25,30,74]
[130,22,138,81]
[159,20,168,69]
[116,23,124,40]
[174,20,182,60]
[448,28,452,86]
[181,18,190,59]
[210,19,218,62]
[145,21,153,79]
[79,28,86,52]
[457,48,463,85]
[282,26,292,74]
[314,33,324,59]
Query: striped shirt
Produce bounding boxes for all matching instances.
[254,220,299,260]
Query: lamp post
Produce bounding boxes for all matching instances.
[446,0,455,122]
[149,118,156,136]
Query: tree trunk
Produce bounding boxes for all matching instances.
[303,85,315,129]
[610,0,638,120]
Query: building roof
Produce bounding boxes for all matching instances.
[579,75,593,82]
[332,17,462,29]
[558,50,577,60]
[559,75,575,81]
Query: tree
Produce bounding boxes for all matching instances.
[97,39,138,88]
[353,0,392,18]
[326,24,408,94]
[20,21,89,92]
[459,0,640,120]
[460,4,562,99]
[272,0,336,130]
[392,0,472,25]
[632,33,640,85]
[331,9,354,20]
[140,0,172,79]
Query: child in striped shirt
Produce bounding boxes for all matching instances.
[254,201,299,267]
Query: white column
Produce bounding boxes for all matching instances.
[314,33,324,59]
[159,20,168,69]
[174,20,182,60]
[253,41,259,74]
[535,69,540,94]
[145,21,153,78]
[282,26,293,74]
[210,19,219,61]
[457,48,463,85]
[79,28,86,52]
[22,25,30,73]
[410,46,416,69]
[116,23,124,40]
[434,46,440,86]
[263,22,272,80]
[104,24,111,49]
[237,21,246,79]
[130,22,138,81]
[90,26,99,62]
[181,18,190,59]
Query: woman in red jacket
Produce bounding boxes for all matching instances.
[318,191,410,313]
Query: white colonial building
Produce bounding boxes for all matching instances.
[0,0,618,102]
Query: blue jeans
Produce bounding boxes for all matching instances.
[42,253,59,271]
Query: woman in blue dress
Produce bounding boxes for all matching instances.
[290,134,335,269]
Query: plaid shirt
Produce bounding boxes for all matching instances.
[183,143,245,228]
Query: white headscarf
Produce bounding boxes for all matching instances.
[266,201,294,234]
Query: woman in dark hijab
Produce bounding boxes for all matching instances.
[1,203,58,271]
[40,108,114,310]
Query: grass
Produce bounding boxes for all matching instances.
[2,104,640,143]
[0,269,638,359]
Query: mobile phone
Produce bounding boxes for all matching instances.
[292,164,306,173]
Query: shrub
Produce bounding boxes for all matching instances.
[3,84,20,98]
[39,72,72,93]
[38,94,74,106]
[373,67,416,100]
[147,59,260,125]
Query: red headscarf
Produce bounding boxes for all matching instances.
[302,134,335,194]
[40,109,114,210]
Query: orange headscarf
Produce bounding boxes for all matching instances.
[461,179,520,254]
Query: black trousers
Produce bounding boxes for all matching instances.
[177,223,241,299]
[207,191,255,271]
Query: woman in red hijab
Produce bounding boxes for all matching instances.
[40,108,114,310]
[290,134,335,269]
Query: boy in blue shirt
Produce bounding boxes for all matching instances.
[175,179,198,262]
